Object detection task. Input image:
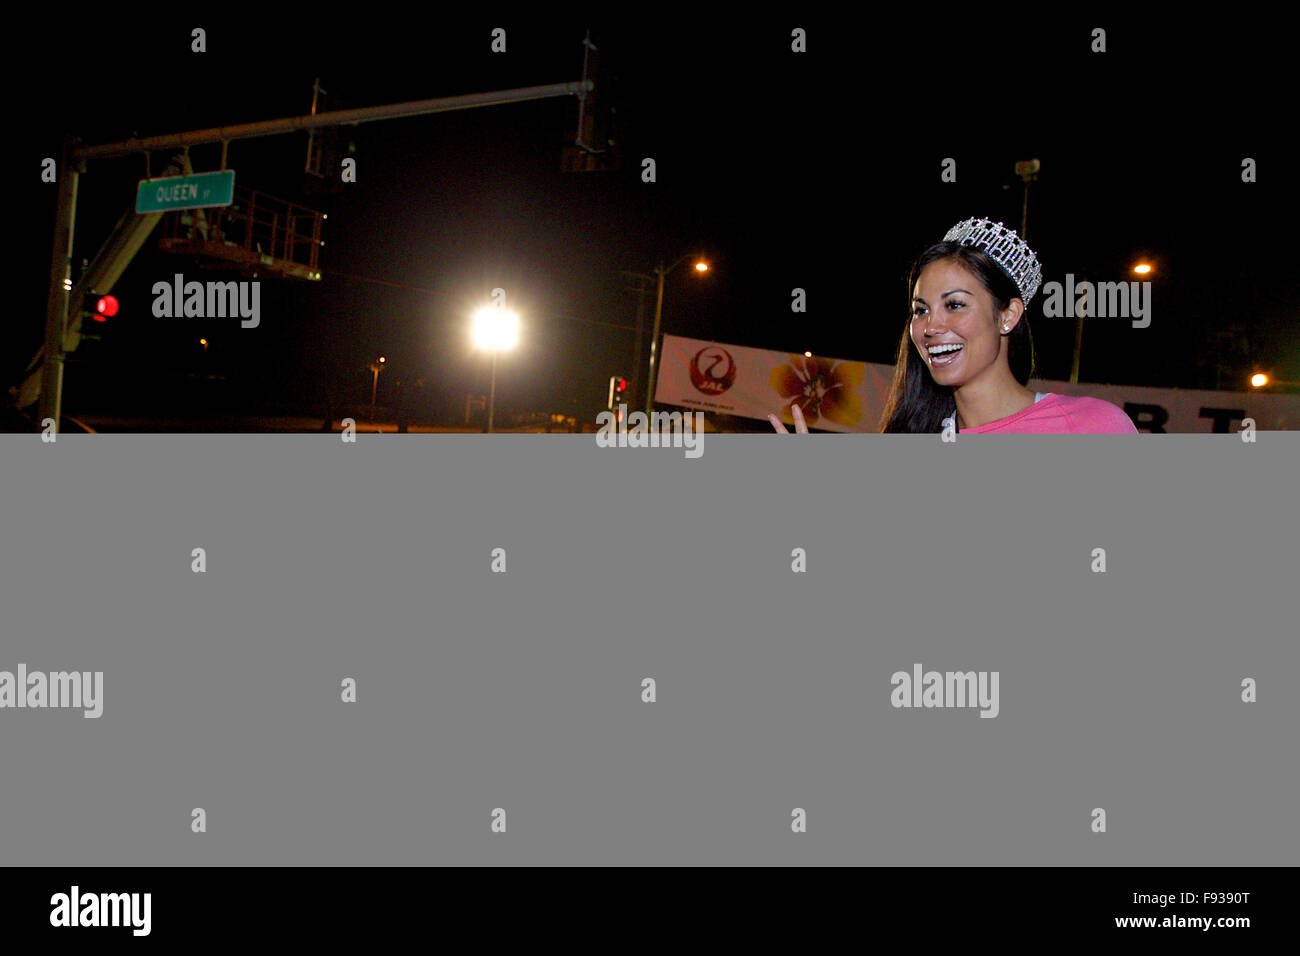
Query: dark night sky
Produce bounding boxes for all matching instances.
[12,9,1297,423]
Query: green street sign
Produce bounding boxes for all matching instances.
[135,170,235,213]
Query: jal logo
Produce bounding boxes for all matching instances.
[689,346,737,395]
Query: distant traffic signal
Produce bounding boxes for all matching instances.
[608,374,629,409]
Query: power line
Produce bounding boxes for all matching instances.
[327,269,446,296]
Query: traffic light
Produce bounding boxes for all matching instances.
[67,292,118,348]
[608,374,629,410]
[92,295,118,322]
[563,30,621,172]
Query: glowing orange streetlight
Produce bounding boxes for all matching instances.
[645,252,711,415]
[1134,262,1153,275]
[1251,372,1300,389]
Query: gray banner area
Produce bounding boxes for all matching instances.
[0,433,1295,865]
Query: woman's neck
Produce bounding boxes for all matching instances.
[954,375,1036,430]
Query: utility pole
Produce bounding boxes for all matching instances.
[621,270,652,412]
[631,286,646,410]
[646,262,666,417]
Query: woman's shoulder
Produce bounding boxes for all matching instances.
[1046,393,1138,433]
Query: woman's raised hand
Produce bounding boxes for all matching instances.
[768,404,808,434]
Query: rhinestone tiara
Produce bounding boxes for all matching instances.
[942,217,1042,306]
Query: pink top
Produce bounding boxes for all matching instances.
[961,393,1138,434]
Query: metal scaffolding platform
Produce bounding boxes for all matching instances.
[158,185,324,280]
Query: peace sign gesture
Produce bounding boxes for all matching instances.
[768,404,809,434]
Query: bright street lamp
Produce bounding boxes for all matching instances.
[472,307,520,432]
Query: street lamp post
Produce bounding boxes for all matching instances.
[369,355,386,422]
[1070,261,1155,384]
[487,349,499,432]
[644,253,709,417]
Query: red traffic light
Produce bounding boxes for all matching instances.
[94,295,119,321]
[607,374,630,410]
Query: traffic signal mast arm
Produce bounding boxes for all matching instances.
[71,81,593,163]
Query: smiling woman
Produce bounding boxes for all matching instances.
[877,218,1136,434]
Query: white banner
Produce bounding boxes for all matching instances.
[654,334,1300,432]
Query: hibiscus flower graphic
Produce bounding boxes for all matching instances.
[769,355,865,428]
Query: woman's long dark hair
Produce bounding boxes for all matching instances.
[879,242,1037,432]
